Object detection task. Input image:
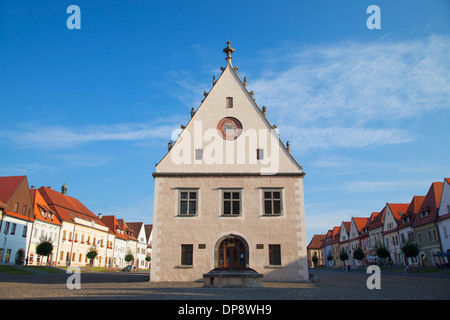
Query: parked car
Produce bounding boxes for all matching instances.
[122,265,136,272]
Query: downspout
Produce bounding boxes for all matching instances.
[55,223,63,266]
[25,216,35,265]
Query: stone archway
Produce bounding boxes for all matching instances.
[215,234,249,269]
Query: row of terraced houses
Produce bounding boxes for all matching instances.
[0,175,153,269]
[307,178,450,268]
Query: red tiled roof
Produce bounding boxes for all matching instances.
[30,188,61,226]
[101,215,129,240]
[4,210,34,222]
[38,186,107,228]
[0,200,8,211]
[368,208,385,231]
[307,234,326,249]
[412,182,444,228]
[0,176,26,203]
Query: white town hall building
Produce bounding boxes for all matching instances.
[150,42,308,283]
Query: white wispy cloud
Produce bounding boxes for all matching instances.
[2,119,181,149]
[249,34,450,152]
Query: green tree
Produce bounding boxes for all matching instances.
[86,246,98,266]
[375,241,390,262]
[312,252,319,267]
[327,252,333,263]
[402,242,419,265]
[36,236,54,265]
[353,246,365,265]
[339,248,349,265]
[125,251,134,265]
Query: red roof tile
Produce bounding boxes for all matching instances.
[38,186,106,228]
[101,215,129,240]
[0,176,26,203]
[30,188,61,226]
[307,234,326,249]
[412,182,444,228]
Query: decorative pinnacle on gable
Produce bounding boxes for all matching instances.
[223,41,235,62]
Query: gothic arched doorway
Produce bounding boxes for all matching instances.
[216,235,248,269]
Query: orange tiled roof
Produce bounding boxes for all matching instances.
[30,188,61,226]
[368,208,385,231]
[398,195,425,229]
[353,217,369,232]
[387,203,410,221]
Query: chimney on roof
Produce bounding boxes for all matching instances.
[99,213,103,219]
[61,183,68,195]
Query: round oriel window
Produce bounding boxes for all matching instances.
[217,117,242,140]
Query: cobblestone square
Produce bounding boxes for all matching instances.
[0,267,449,300]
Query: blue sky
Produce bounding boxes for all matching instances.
[1,0,449,244]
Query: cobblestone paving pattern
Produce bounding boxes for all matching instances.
[0,268,449,300]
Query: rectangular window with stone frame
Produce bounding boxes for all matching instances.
[178,189,198,216]
[263,189,282,216]
[181,244,193,266]
[222,190,241,216]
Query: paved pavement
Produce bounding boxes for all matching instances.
[0,267,449,300]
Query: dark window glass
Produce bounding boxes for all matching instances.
[181,244,193,265]
[269,244,281,266]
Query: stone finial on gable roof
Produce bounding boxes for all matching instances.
[223,41,235,62]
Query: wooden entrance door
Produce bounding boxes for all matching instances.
[217,238,246,269]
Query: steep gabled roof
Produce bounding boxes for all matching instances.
[154,42,303,176]
[38,186,107,228]
[101,215,129,241]
[340,221,351,242]
[0,175,34,221]
[127,222,145,241]
[398,195,425,229]
[412,182,444,228]
[117,219,138,241]
[368,208,385,231]
[307,234,326,250]
[353,217,369,232]
[30,188,61,226]
[0,176,26,204]
[387,203,410,221]
[437,178,450,222]
[144,224,153,245]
